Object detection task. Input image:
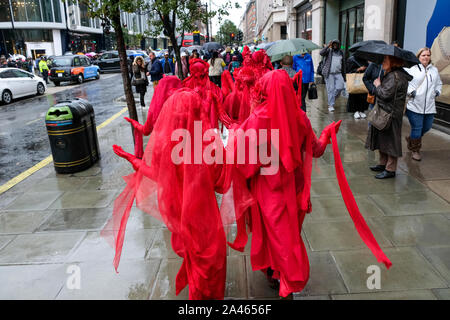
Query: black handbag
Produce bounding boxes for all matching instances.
[131,77,145,86]
[308,83,318,100]
[317,60,324,76]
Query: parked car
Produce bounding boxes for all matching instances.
[49,55,100,86]
[0,68,46,104]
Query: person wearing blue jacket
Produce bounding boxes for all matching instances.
[293,50,315,111]
[149,51,163,87]
[161,52,175,76]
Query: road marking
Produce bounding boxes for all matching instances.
[25,118,42,126]
[0,106,128,196]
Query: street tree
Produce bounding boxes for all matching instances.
[216,19,240,46]
[78,0,151,128]
[145,0,240,80]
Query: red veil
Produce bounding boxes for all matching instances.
[131,76,183,159]
[103,88,253,299]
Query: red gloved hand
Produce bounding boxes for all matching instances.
[113,145,142,171]
[124,117,144,134]
[319,120,342,145]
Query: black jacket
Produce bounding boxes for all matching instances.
[363,62,385,95]
[149,58,163,82]
[320,41,346,80]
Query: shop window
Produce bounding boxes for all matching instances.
[52,0,61,22]
[12,0,27,21]
[280,25,287,40]
[296,4,312,40]
[339,4,364,57]
[79,2,90,27]
[41,0,53,22]
[25,0,42,22]
[0,0,12,22]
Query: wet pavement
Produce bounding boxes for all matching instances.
[0,84,449,300]
[0,73,143,186]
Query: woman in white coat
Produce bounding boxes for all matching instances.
[405,47,442,161]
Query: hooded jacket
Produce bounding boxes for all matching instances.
[293,53,315,83]
[405,63,442,114]
[319,40,346,80]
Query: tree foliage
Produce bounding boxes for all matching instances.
[216,19,240,46]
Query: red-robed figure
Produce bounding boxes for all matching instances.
[223,70,392,298]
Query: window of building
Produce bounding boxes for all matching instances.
[41,0,53,22]
[12,0,27,21]
[280,25,287,40]
[52,0,61,22]
[0,0,12,22]
[339,4,364,56]
[79,2,90,27]
[25,0,42,22]
[296,3,312,40]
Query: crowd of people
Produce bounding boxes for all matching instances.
[103,45,395,301]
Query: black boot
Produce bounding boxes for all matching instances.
[370,165,386,172]
[375,170,396,179]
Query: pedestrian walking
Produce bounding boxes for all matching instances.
[404,47,442,161]
[223,47,233,67]
[38,56,49,84]
[208,51,225,87]
[346,54,369,119]
[320,40,347,112]
[366,55,413,179]
[293,50,315,111]
[175,51,189,79]
[161,52,175,76]
[228,56,240,78]
[131,56,148,107]
[149,51,163,88]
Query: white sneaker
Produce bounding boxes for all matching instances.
[328,106,335,112]
[354,112,361,119]
[359,112,367,119]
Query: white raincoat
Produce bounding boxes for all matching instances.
[405,64,443,114]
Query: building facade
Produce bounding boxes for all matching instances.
[243,0,257,44]
[0,0,167,58]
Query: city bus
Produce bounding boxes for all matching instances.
[176,33,207,47]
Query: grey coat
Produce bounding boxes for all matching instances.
[319,40,346,80]
[365,68,413,158]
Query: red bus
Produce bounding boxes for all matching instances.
[176,33,207,47]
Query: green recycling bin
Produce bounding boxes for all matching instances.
[46,98,101,173]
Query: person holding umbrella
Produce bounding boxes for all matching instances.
[356,43,416,179]
[320,40,347,113]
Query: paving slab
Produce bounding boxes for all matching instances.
[37,208,111,232]
[331,289,437,300]
[332,247,447,293]
[24,177,88,193]
[3,191,63,212]
[0,263,67,299]
[417,245,450,285]
[369,214,450,247]
[0,210,54,234]
[432,288,450,300]
[370,191,450,216]
[56,259,161,300]
[149,259,188,300]
[146,228,180,260]
[48,190,117,209]
[303,220,392,251]
[67,229,156,263]
[0,232,85,264]
[245,256,280,299]
[225,255,248,299]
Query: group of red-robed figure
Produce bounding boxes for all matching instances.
[103,46,392,300]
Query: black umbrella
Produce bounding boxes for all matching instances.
[202,42,224,52]
[349,40,387,53]
[354,42,419,68]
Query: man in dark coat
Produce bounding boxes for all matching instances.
[161,52,175,75]
[149,51,163,87]
[365,63,413,179]
[320,39,347,112]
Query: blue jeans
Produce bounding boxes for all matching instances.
[406,110,435,139]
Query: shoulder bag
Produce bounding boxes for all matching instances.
[367,73,399,131]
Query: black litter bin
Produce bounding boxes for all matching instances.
[46,98,101,173]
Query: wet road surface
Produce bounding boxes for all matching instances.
[0,73,128,186]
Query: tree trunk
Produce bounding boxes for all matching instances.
[172,38,183,80]
[111,9,139,128]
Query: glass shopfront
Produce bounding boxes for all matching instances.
[1,0,62,23]
[296,2,312,40]
[339,3,364,56]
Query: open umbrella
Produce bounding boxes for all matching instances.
[349,40,387,53]
[256,42,276,51]
[354,42,419,68]
[202,42,223,52]
[266,38,321,62]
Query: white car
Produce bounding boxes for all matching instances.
[0,68,46,105]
